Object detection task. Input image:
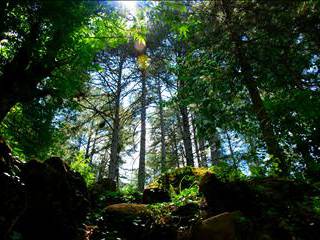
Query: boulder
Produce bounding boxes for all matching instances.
[199,173,320,239]
[0,137,25,240]
[191,212,237,240]
[90,178,119,207]
[97,203,153,240]
[0,170,25,240]
[104,203,150,217]
[171,202,200,227]
[143,187,171,204]
[14,157,90,240]
[91,177,117,195]
[199,173,253,215]
[149,167,210,194]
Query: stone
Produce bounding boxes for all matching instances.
[14,157,90,240]
[0,170,25,240]
[104,203,150,217]
[97,203,153,240]
[199,173,320,239]
[148,167,211,194]
[199,173,252,215]
[0,137,25,240]
[143,187,171,204]
[191,212,237,240]
[90,178,118,208]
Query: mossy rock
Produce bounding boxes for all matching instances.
[143,187,171,204]
[199,173,320,239]
[147,167,211,194]
[191,212,238,240]
[104,203,151,217]
[97,203,153,239]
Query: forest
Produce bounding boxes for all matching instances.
[0,1,320,240]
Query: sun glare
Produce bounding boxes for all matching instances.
[119,1,137,15]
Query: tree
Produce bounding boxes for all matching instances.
[0,1,122,122]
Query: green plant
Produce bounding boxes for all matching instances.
[120,184,142,203]
[171,185,200,207]
[210,162,246,181]
[313,196,320,215]
[70,151,95,187]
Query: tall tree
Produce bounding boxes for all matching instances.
[0,1,122,122]
[138,55,148,191]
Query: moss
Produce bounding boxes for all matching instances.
[147,167,212,194]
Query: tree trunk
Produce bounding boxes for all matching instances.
[245,80,287,175]
[191,115,201,166]
[0,22,56,123]
[89,130,97,165]
[157,78,166,172]
[138,69,147,192]
[171,129,180,168]
[226,131,237,170]
[179,106,194,166]
[199,138,207,167]
[210,132,220,166]
[108,60,123,183]
[85,121,94,159]
[0,97,16,122]
[222,0,288,176]
[97,148,109,181]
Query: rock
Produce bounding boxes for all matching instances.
[14,157,90,240]
[91,178,117,194]
[199,173,320,239]
[199,173,252,215]
[143,187,171,204]
[98,203,153,240]
[104,203,150,217]
[147,224,177,240]
[0,137,25,240]
[0,138,90,240]
[148,167,211,194]
[172,202,199,218]
[0,170,25,240]
[191,212,237,240]
[0,137,22,174]
[90,178,118,207]
[171,203,200,227]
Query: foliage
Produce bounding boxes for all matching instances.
[210,162,247,181]
[120,184,143,203]
[171,185,200,207]
[147,167,211,194]
[313,196,320,215]
[70,151,95,187]
[1,0,319,193]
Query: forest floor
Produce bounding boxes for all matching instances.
[1,138,320,240]
[87,167,320,240]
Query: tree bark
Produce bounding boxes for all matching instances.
[0,22,57,123]
[226,131,237,170]
[221,0,288,176]
[172,131,180,168]
[240,53,287,175]
[179,106,194,166]
[89,131,97,165]
[157,78,166,173]
[108,59,124,183]
[0,97,16,122]
[85,121,94,159]
[97,148,109,181]
[210,132,220,166]
[191,115,201,166]
[138,69,147,192]
[199,138,207,167]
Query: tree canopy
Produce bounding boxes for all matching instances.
[1,0,319,188]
